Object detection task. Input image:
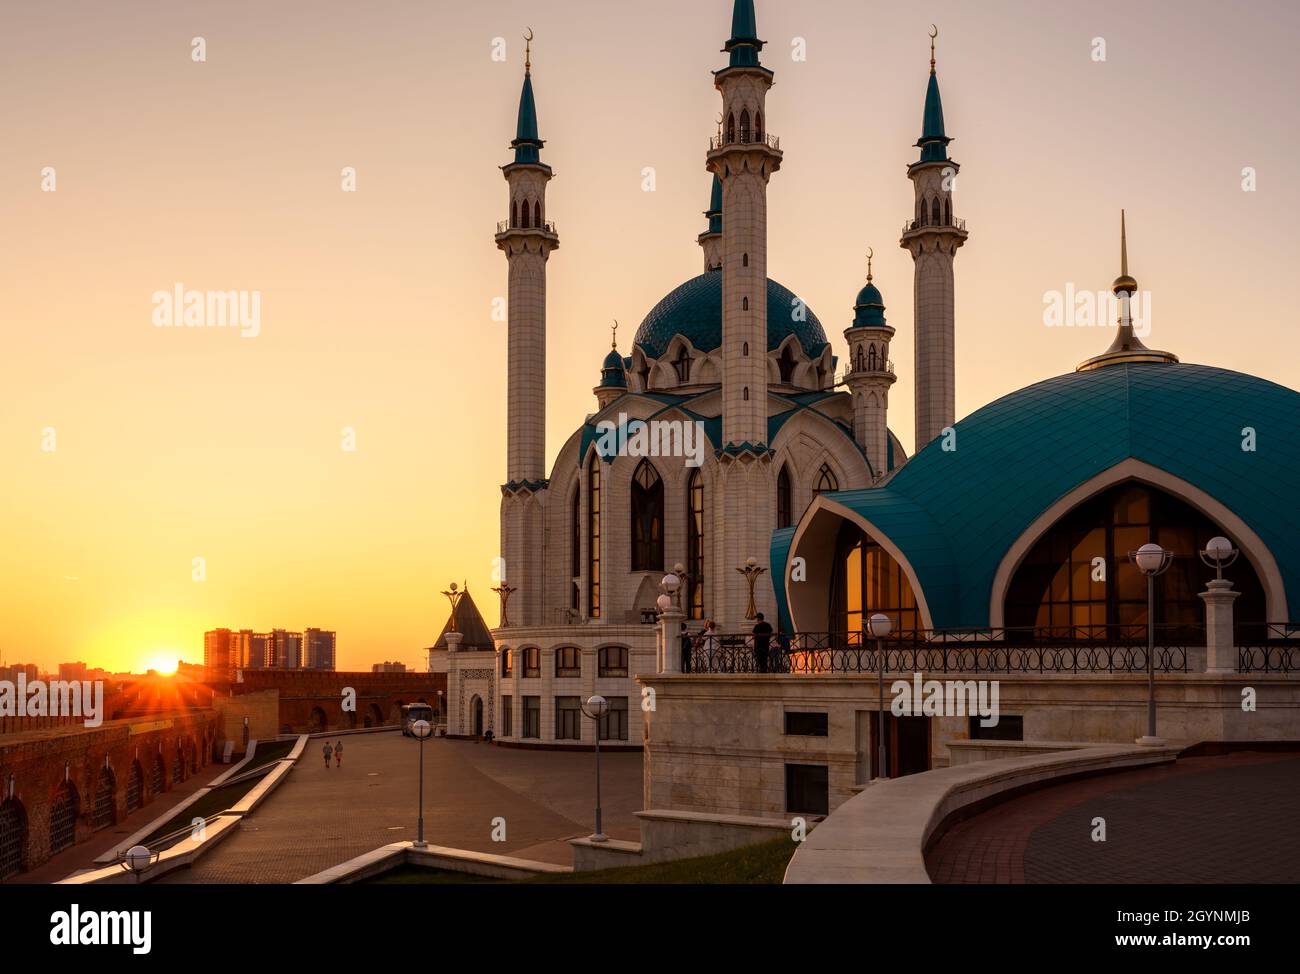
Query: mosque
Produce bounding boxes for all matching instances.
[443,0,1300,766]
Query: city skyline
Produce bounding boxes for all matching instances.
[3,0,1298,672]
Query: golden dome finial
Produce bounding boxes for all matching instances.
[524,27,534,75]
[611,319,619,351]
[929,24,938,74]
[866,247,874,283]
[1112,208,1138,297]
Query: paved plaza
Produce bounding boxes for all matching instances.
[927,751,1300,884]
[158,732,642,883]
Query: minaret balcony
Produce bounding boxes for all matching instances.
[841,360,895,382]
[497,219,558,237]
[709,132,781,152]
[901,216,967,235]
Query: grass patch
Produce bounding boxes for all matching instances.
[140,739,297,847]
[360,837,797,885]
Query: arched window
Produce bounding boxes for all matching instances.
[742,342,749,357]
[92,766,115,830]
[511,200,518,228]
[726,113,736,143]
[520,200,530,229]
[756,111,764,139]
[777,465,793,529]
[743,386,750,401]
[742,297,749,311]
[534,201,542,228]
[631,459,664,572]
[1004,482,1267,642]
[918,199,926,226]
[673,347,692,383]
[814,463,838,494]
[125,761,143,813]
[570,485,581,580]
[687,469,705,619]
[555,647,582,678]
[173,744,184,783]
[522,647,541,678]
[0,799,26,880]
[742,253,749,267]
[931,198,941,225]
[778,345,797,383]
[49,782,78,855]
[830,521,920,636]
[598,645,629,677]
[588,453,601,618]
[500,648,513,677]
[943,199,951,225]
[740,109,751,143]
[151,755,165,797]
[867,344,878,371]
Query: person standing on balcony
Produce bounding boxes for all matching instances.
[680,621,692,674]
[752,613,774,673]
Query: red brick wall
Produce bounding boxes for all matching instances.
[222,671,447,734]
[0,711,216,880]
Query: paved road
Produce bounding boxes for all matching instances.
[160,732,642,883]
[927,752,1300,883]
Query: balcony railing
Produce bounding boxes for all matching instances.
[1235,622,1300,673]
[682,625,1196,675]
[840,360,895,382]
[709,132,781,152]
[496,219,558,235]
[902,217,967,234]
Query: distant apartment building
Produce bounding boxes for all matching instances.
[58,661,89,683]
[271,630,303,669]
[0,662,39,683]
[203,629,236,678]
[372,661,407,673]
[303,629,337,670]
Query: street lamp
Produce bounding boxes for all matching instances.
[411,718,432,847]
[1129,542,1173,746]
[1199,536,1238,581]
[868,612,892,779]
[737,557,767,620]
[579,695,610,842]
[118,844,160,883]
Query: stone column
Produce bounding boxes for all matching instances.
[1199,580,1239,674]
[659,604,684,674]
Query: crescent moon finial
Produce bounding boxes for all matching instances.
[929,25,938,72]
[524,27,534,74]
[866,248,874,282]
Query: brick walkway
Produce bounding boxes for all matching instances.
[927,751,1300,884]
[158,733,642,883]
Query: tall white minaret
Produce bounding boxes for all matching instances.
[705,0,782,626]
[842,251,897,479]
[495,37,558,627]
[900,28,967,454]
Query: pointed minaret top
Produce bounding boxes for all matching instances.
[1076,211,1178,371]
[722,0,765,68]
[509,33,545,167]
[916,26,951,165]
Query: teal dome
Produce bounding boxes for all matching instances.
[851,282,886,328]
[779,363,1300,629]
[633,271,829,360]
[599,349,627,388]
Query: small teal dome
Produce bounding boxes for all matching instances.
[633,271,829,359]
[851,282,887,328]
[599,349,627,388]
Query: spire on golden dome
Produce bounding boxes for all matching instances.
[866,247,874,283]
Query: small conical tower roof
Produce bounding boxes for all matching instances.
[432,588,494,651]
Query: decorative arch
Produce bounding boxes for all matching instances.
[588,450,602,618]
[687,467,705,619]
[0,798,27,880]
[92,766,116,830]
[989,458,1289,628]
[126,760,143,813]
[814,463,839,494]
[777,464,793,529]
[49,781,78,855]
[533,200,541,228]
[631,459,665,571]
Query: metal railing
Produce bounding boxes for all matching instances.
[1235,622,1300,673]
[683,625,1196,675]
[901,217,967,234]
[840,361,895,383]
[496,219,558,235]
[709,132,781,152]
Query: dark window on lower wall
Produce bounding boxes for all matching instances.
[522,697,541,739]
[556,696,582,740]
[968,715,1023,741]
[785,764,829,816]
[500,696,513,737]
[599,697,629,741]
[784,711,829,736]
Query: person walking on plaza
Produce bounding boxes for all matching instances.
[322,741,333,769]
[334,740,343,768]
[752,612,774,674]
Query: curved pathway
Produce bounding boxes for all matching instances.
[926,751,1300,883]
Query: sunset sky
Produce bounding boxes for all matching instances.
[2,0,1297,673]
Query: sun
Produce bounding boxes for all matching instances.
[141,652,180,676]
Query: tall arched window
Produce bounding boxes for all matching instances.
[534,201,541,228]
[726,113,736,143]
[570,485,581,581]
[588,453,601,618]
[918,199,927,226]
[943,199,951,225]
[49,782,78,855]
[0,799,26,880]
[631,460,664,571]
[511,200,518,228]
[756,111,764,139]
[740,109,751,143]
[126,761,143,813]
[520,200,530,228]
[830,521,921,636]
[778,345,797,383]
[777,465,793,529]
[867,344,878,371]
[672,347,692,383]
[742,296,749,311]
[687,469,705,619]
[814,463,838,494]
[92,766,115,830]
[931,198,941,225]
[1005,481,1266,642]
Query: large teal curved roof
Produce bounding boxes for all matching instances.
[633,271,829,359]
[789,363,1300,629]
